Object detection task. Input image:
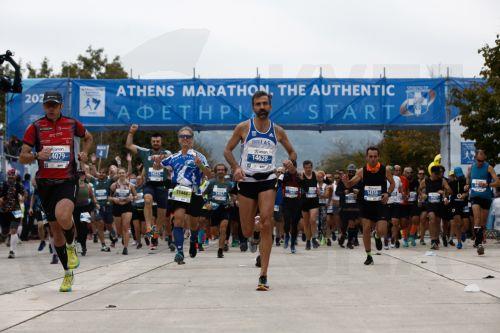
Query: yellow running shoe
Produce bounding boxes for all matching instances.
[67,243,80,269]
[59,271,74,292]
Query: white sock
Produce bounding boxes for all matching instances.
[10,234,18,253]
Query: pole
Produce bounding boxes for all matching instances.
[445,68,451,171]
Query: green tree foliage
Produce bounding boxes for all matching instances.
[377,130,440,168]
[451,35,500,163]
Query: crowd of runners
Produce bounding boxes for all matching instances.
[1,90,499,292]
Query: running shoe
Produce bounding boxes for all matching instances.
[49,243,53,254]
[305,240,311,250]
[275,237,280,247]
[8,251,15,259]
[420,239,426,246]
[284,235,290,249]
[38,240,46,252]
[331,232,337,241]
[327,238,332,247]
[250,238,258,253]
[430,241,439,250]
[353,237,359,246]
[374,234,383,251]
[175,252,185,265]
[199,243,204,252]
[93,233,98,243]
[81,248,87,256]
[301,233,306,242]
[312,238,320,248]
[168,243,175,252]
[456,242,463,250]
[59,271,74,292]
[449,239,455,246]
[240,241,248,252]
[189,241,197,258]
[150,245,157,251]
[442,235,448,247]
[255,255,261,267]
[231,239,239,247]
[256,276,269,291]
[217,248,224,258]
[145,237,150,246]
[395,240,400,249]
[291,244,296,254]
[223,243,229,252]
[51,254,59,264]
[67,243,80,269]
[346,241,353,249]
[461,232,466,242]
[364,255,374,265]
[409,236,416,247]
[122,247,128,255]
[136,243,142,249]
[337,235,345,247]
[402,239,409,248]
[477,244,484,255]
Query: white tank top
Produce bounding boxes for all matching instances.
[240,119,278,182]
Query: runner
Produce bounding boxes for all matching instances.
[126,125,171,249]
[73,170,97,256]
[132,175,147,249]
[341,146,395,265]
[300,160,320,250]
[402,167,420,247]
[448,167,468,249]
[465,149,499,255]
[224,90,296,291]
[0,169,25,258]
[205,163,233,258]
[419,165,452,250]
[316,170,329,245]
[274,167,285,247]
[336,164,361,249]
[90,168,114,251]
[109,168,137,255]
[281,160,301,253]
[158,126,211,264]
[19,90,93,292]
[387,165,403,248]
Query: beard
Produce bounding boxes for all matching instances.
[256,109,269,119]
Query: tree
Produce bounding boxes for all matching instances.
[319,138,370,172]
[58,46,128,79]
[26,57,54,78]
[377,130,440,168]
[451,35,500,163]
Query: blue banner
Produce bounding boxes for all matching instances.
[8,77,478,138]
[96,144,109,159]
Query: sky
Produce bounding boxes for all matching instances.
[2,0,499,79]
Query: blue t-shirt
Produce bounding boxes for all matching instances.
[161,149,209,194]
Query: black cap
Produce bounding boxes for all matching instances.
[43,91,63,104]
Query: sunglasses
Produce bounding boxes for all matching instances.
[418,173,425,175]
[178,134,193,139]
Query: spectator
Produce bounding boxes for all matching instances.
[4,136,22,162]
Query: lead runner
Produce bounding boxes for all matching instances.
[224,90,296,291]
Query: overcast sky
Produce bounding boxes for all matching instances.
[2,0,499,79]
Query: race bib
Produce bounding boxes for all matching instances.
[80,212,91,223]
[306,186,317,199]
[148,168,164,182]
[428,192,441,203]
[327,205,334,214]
[364,186,382,201]
[246,147,273,171]
[171,185,192,203]
[471,179,487,193]
[95,189,108,201]
[44,145,70,169]
[345,193,357,204]
[12,210,23,219]
[274,205,280,212]
[284,186,299,198]
[115,188,130,199]
[463,205,470,213]
[135,192,144,204]
[408,191,417,202]
[212,186,227,202]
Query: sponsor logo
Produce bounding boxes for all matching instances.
[399,86,436,117]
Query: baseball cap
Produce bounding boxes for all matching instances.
[347,164,356,171]
[42,91,63,104]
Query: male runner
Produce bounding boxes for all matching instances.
[224,90,296,291]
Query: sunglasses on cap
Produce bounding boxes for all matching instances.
[178,134,193,139]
